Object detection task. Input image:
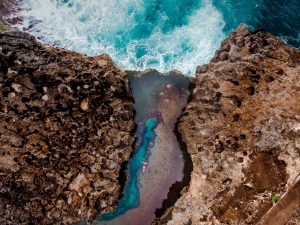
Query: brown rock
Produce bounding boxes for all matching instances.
[0,31,135,225]
[166,24,300,225]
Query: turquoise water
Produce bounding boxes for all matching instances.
[95,71,189,225]
[12,0,299,74]
[213,0,300,48]
[10,0,300,222]
[11,0,299,221]
[99,117,158,221]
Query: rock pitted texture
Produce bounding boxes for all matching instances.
[167,24,300,224]
[0,31,135,224]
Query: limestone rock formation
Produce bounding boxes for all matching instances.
[167,24,300,224]
[0,31,135,225]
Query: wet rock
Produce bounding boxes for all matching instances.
[0,31,135,225]
[165,24,300,225]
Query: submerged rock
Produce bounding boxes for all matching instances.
[165,24,300,224]
[0,31,135,224]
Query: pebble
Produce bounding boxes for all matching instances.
[108,153,115,160]
[42,94,49,101]
[93,181,101,188]
[66,85,73,93]
[80,98,89,111]
[7,68,17,75]
[108,162,117,170]
[166,83,173,89]
[100,200,107,208]
[8,92,16,98]
[97,59,108,67]
[11,83,22,93]
[90,165,98,174]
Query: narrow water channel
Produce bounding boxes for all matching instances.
[94,70,190,225]
[100,117,158,221]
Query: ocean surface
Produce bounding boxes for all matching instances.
[10,0,300,75]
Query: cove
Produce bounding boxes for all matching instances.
[94,70,191,225]
[99,117,158,221]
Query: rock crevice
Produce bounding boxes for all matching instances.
[1,24,300,225]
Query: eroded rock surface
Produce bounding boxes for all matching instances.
[0,31,135,225]
[167,25,300,224]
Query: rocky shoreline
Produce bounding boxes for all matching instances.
[0,31,135,224]
[164,24,300,225]
[0,24,299,225]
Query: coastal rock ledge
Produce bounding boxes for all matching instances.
[165,24,300,225]
[0,25,299,225]
[0,31,135,224]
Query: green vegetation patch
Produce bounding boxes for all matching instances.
[125,70,140,77]
[0,24,5,32]
[269,192,281,204]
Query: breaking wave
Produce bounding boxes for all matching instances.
[11,0,300,75]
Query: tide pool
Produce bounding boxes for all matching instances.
[99,117,158,221]
[94,71,189,225]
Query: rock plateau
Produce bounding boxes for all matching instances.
[0,24,299,225]
[0,31,135,225]
[164,24,300,225]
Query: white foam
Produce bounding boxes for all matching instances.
[12,0,226,75]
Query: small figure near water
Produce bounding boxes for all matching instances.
[142,162,149,173]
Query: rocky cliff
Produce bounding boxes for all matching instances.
[166,24,300,224]
[0,31,135,224]
[1,25,299,225]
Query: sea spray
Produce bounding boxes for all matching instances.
[10,0,300,75]
[11,0,225,75]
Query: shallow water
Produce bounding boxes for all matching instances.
[10,0,300,75]
[93,71,190,225]
[100,117,158,221]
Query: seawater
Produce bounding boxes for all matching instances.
[100,117,158,221]
[95,71,190,225]
[8,1,300,224]
[11,0,300,75]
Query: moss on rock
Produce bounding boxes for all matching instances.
[0,24,5,32]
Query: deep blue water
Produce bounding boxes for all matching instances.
[213,0,300,48]
[99,117,158,221]
[12,0,300,75]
